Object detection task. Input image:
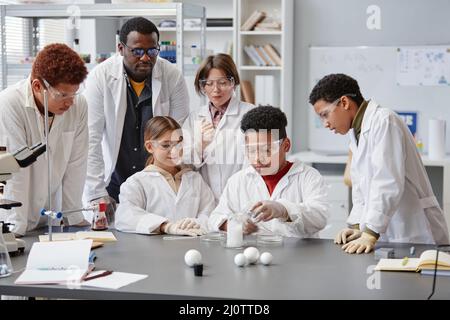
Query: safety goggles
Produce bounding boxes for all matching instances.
[317,98,340,123]
[121,42,160,58]
[149,138,183,151]
[42,78,84,101]
[200,77,235,92]
[245,139,284,157]
[317,94,356,123]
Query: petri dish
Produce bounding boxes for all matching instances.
[256,233,283,246]
[200,231,225,242]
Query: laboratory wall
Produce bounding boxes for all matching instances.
[292,0,450,152]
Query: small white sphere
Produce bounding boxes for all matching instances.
[243,247,260,264]
[260,252,273,265]
[234,253,248,267]
[184,249,202,267]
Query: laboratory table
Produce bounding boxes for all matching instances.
[0,228,449,299]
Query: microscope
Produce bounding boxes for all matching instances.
[0,142,46,255]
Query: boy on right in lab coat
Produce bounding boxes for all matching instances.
[309,73,449,254]
[208,106,329,238]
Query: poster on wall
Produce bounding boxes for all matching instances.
[396,111,417,136]
[396,47,450,86]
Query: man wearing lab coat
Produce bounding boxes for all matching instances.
[310,73,449,254]
[84,17,189,214]
[0,44,90,236]
[208,106,329,238]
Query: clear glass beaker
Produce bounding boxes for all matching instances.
[222,214,245,249]
[0,223,13,278]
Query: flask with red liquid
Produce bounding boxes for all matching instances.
[92,202,108,231]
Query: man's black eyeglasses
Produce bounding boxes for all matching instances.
[121,42,160,58]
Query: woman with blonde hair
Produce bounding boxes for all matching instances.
[115,116,215,235]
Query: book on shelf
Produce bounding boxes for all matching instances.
[249,46,266,66]
[244,45,281,67]
[254,21,282,31]
[244,45,263,66]
[254,46,271,66]
[240,80,255,104]
[258,46,276,66]
[241,10,266,31]
[207,18,233,27]
[263,44,282,66]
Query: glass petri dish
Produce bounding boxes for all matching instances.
[200,231,225,242]
[256,233,283,246]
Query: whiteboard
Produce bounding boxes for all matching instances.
[308,46,450,155]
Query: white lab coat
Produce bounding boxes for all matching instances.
[348,100,449,244]
[83,54,190,202]
[182,94,255,201]
[208,160,329,238]
[115,167,216,234]
[0,78,87,235]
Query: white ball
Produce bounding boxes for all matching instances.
[234,253,248,267]
[260,252,273,265]
[184,249,202,267]
[243,247,260,264]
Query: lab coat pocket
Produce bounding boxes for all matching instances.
[61,131,75,163]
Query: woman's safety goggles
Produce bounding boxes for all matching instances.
[200,77,235,92]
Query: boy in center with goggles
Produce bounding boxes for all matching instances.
[208,106,329,238]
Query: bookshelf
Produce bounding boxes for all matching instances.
[0,3,206,88]
[172,0,237,111]
[236,0,294,138]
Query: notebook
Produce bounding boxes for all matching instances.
[15,240,93,285]
[374,250,450,272]
[39,231,117,243]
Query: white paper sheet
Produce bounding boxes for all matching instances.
[15,240,92,285]
[80,271,148,290]
[15,269,87,285]
[26,240,92,270]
